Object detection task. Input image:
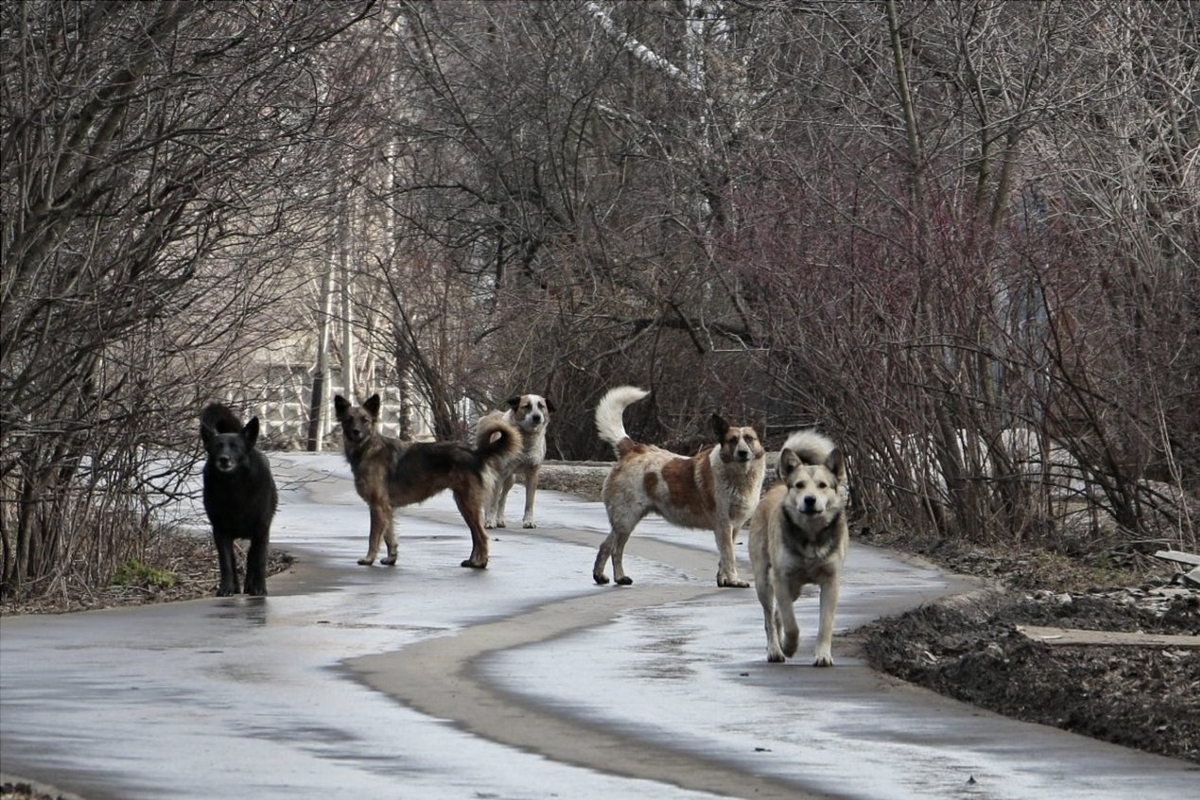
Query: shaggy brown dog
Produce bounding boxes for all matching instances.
[334,393,521,569]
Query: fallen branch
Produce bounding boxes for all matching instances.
[1016,625,1200,649]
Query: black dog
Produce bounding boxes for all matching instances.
[200,403,278,596]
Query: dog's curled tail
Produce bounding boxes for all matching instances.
[200,402,243,436]
[780,429,844,478]
[595,386,650,453]
[474,416,523,472]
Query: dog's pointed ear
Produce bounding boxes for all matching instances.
[779,447,802,480]
[243,417,260,449]
[544,396,556,412]
[710,413,729,440]
[363,394,382,419]
[506,396,521,410]
[334,395,350,421]
[826,447,845,480]
[200,422,215,445]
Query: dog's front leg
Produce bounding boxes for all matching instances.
[496,474,516,528]
[244,532,269,596]
[714,523,749,588]
[521,465,539,528]
[484,475,506,529]
[774,576,801,658]
[213,533,239,597]
[359,502,389,566]
[380,510,398,566]
[756,574,786,662]
[813,577,840,667]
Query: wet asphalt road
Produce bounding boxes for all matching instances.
[1,452,1195,799]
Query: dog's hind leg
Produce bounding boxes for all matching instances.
[213,533,239,597]
[594,505,643,585]
[813,578,840,667]
[520,465,539,528]
[592,531,616,584]
[454,488,489,569]
[607,520,640,586]
[713,522,749,588]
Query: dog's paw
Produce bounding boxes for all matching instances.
[615,575,633,586]
[460,558,488,569]
[813,647,834,667]
[782,632,799,658]
[522,520,537,529]
[380,555,397,566]
[593,573,610,585]
[767,649,786,663]
[216,587,234,598]
[357,557,375,566]
[717,575,750,588]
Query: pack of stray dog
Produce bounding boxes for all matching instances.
[197,389,849,668]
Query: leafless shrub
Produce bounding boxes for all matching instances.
[1,0,377,598]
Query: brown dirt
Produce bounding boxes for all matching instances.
[0,535,294,616]
[860,585,1199,763]
[856,525,1200,764]
[1,782,66,800]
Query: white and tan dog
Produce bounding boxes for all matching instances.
[593,386,766,588]
[749,429,848,665]
[479,394,554,529]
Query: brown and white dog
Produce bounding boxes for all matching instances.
[333,393,521,569]
[478,394,554,529]
[748,430,848,665]
[592,386,766,588]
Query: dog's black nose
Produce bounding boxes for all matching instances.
[802,495,817,510]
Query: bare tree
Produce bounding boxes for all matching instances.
[1,0,377,598]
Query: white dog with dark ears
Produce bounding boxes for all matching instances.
[749,429,848,665]
[479,394,554,529]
